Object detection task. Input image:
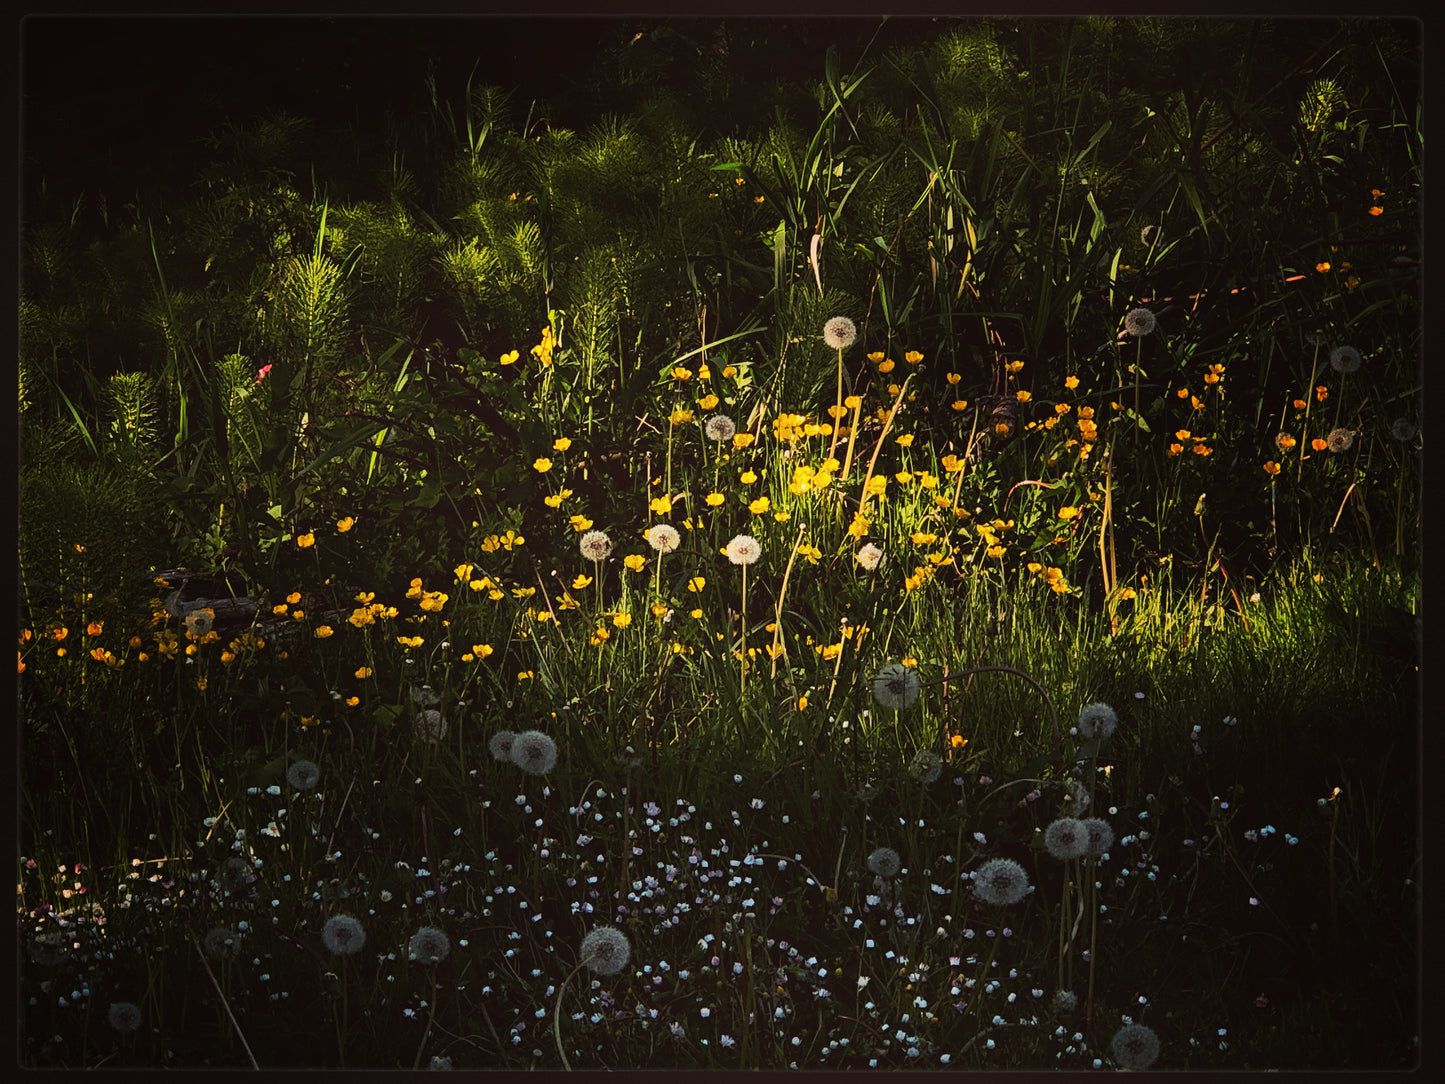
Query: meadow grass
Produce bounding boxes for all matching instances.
[19,16,1419,1069]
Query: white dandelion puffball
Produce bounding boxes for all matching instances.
[856,542,883,571]
[184,607,215,636]
[646,524,681,554]
[510,729,558,775]
[1391,418,1418,442]
[580,530,613,562]
[908,749,942,784]
[414,709,448,743]
[972,857,1031,906]
[704,414,737,442]
[108,1001,142,1034]
[866,846,902,878]
[1329,345,1362,373]
[408,926,452,964]
[1110,1023,1161,1070]
[725,533,762,566]
[286,759,320,791]
[1044,817,1089,861]
[1052,990,1079,1014]
[488,730,516,762]
[873,662,921,710]
[203,925,243,960]
[1077,702,1118,740]
[1081,817,1115,858]
[823,315,857,350]
[321,914,367,955]
[1123,307,1157,337]
[579,925,631,976]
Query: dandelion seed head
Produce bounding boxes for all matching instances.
[704,414,737,443]
[414,709,448,743]
[108,1001,142,1033]
[1329,345,1362,373]
[1124,308,1157,337]
[1081,818,1115,858]
[1077,702,1118,740]
[1045,818,1089,861]
[908,749,942,784]
[203,925,243,960]
[873,663,921,710]
[321,914,366,955]
[286,759,320,791]
[867,847,903,878]
[1391,418,1418,442]
[579,926,631,976]
[408,925,451,964]
[972,858,1031,907]
[646,524,681,554]
[726,534,762,566]
[510,730,558,776]
[1052,990,1079,1014]
[1110,1023,1161,1069]
[823,316,857,351]
[580,530,613,562]
[856,542,883,571]
[488,730,516,762]
[1326,427,1354,454]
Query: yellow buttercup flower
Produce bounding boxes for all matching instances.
[336,516,355,532]
[296,532,315,548]
[534,458,553,473]
[623,554,646,572]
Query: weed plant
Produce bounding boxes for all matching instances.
[19,17,1419,1069]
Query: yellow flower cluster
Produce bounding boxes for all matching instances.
[772,412,809,443]
[1026,561,1072,594]
[480,529,525,552]
[531,326,555,367]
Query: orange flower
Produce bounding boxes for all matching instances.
[1316,385,1328,402]
[1311,438,1328,452]
[1369,206,1384,216]
[1263,461,1282,475]
[1316,261,1331,273]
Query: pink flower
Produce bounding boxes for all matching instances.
[256,364,273,383]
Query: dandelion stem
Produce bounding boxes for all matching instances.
[552,964,581,1071]
[826,347,845,465]
[191,935,259,1069]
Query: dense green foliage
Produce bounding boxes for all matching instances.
[19,17,1419,1070]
